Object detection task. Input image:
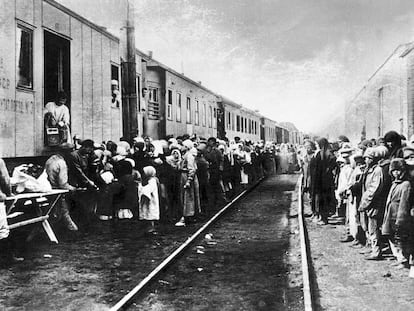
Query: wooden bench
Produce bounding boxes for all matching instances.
[5,189,68,244]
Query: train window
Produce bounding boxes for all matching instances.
[176,93,182,122]
[195,100,199,125]
[209,106,212,128]
[16,25,33,89]
[111,65,120,108]
[167,90,173,120]
[148,87,160,119]
[149,87,158,102]
[186,96,191,124]
[213,108,217,128]
[202,102,206,126]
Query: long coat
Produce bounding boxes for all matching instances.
[180,150,201,217]
[382,178,413,235]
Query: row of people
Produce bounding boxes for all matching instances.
[0,135,282,241]
[300,131,414,277]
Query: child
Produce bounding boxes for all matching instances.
[382,158,413,269]
[138,166,159,233]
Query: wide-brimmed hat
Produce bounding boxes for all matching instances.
[403,146,414,159]
[339,143,354,157]
[363,147,375,159]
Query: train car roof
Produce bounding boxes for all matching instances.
[142,56,219,97]
[47,0,119,42]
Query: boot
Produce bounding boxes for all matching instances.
[61,204,78,231]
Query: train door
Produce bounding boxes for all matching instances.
[43,31,70,145]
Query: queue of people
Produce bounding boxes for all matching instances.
[300,131,414,277]
[0,134,298,262]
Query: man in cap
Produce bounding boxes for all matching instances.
[205,137,228,210]
[67,139,97,189]
[358,147,387,260]
[45,143,78,230]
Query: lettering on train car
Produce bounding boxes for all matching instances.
[0,98,33,114]
[0,77,10,89]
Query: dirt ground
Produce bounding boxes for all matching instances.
[0,174,302,310]
[130,174,303,311]
[304,196,414,311]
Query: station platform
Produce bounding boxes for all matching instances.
[303,196,414,311]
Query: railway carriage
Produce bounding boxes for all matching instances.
[260,117,278,143]
[218,96,261,142]
[140,58,219,139]
[0,0,134,162]
[1,0,295,167]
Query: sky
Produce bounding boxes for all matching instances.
[57,0,414,133]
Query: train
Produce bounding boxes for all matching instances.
[0,0,303,166]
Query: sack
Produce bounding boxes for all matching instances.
[11,165,51,193]
[117,209,133,219]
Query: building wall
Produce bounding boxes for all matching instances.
[0,0,123,158]
[345,45,408,143]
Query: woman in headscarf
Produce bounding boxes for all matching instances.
[384,131,404,159]
[138,166,159,233]
[175,139,200,226]
[166,146,182,221]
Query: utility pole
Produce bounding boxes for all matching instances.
[121,0,138,143]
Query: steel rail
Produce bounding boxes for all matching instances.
[297,174,314,311]
[110,177,265,311]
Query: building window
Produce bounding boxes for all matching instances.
[202,102,206,126]
[213,108,217,128]
[236,115,240,132]
[186,96,191,124]
[111,64,120,108]
[167,90,173,120]
[16,25,33,89]
[195,99,199,125]
[227,111,231,130]
[245,118,247,134]
[148,87,160,119]
[209,106,213,128]
[176,93,182,122]
[241,117,244,132]
[232,113,235,131]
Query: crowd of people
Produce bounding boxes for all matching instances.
[299,131,414,277]
[0,133,301,261]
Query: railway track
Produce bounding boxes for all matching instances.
[110,174,314,311]
[110,178,265,311]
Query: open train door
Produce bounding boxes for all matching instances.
[43,30,70,146]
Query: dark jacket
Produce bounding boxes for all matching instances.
[382,177,413,235]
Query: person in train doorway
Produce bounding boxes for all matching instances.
[205,137,229,211]
[44,91,72,144]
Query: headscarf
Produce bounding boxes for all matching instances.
[182,139,194,150]
[143,166,156,178]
